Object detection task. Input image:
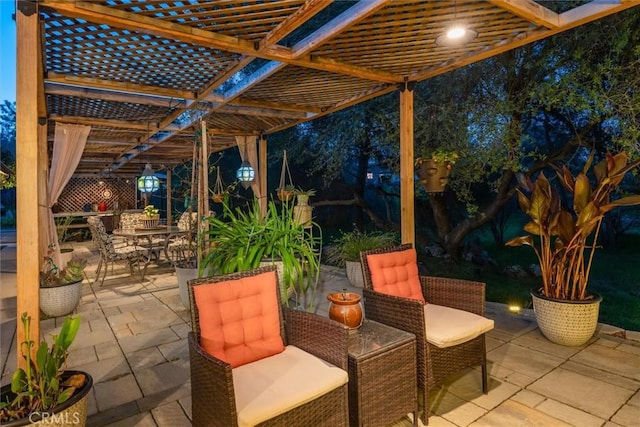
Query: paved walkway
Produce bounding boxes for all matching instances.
[1,240,638,426]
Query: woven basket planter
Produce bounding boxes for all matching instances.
[40,280,83,318]
[140,216,160,229]
[0,371,92,426]
[531,291,602,347]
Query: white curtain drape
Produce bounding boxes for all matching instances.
[44,123,91,268]
[236,135,261,200]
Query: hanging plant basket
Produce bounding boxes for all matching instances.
[276,150,295,201]
[417,159,452,193]
[211,167,226,203]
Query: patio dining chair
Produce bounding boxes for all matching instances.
[87,216,149,285]
[187,265,349,427]
[360,244,494,424]
[164,211,198,267]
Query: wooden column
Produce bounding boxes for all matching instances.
[16,1,41,359]
[166,169,172,225]
[399,82,415,246]
[259,136,268,216]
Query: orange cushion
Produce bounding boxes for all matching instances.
[194,271,285,368]
[366,249,426,303]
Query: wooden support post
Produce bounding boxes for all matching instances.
[166,169,172,225]
[200,121,209,246]
[16,1,41,361]
[259,136,268,217]
[399,82,415,246]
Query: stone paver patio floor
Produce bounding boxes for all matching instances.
[1,240,638,426]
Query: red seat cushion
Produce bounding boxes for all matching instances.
[366,248,426,303]
[193,271,285,367]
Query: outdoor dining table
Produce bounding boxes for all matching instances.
[113,226,184,265]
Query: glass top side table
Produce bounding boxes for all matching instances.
[347,319,417,427]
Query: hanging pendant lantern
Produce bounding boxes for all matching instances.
[236,161,255,189]
[137,163,160,193]
[236,139,255,189]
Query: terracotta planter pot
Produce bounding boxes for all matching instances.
[277,189,295,202]
[0,371,93,426]
[417,159,451,193]
[531,291,602,347]
[327,292,363,329]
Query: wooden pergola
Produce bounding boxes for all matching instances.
[15,0,639,346]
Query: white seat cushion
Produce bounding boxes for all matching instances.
[232,345,348,427]
[424,304,494,348]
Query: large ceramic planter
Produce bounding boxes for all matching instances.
[293,194,312,227]
[417,159,451,193]
[0,370,93,426]
[175,266,199,309]
[59,248,74,266]
[259,259,297,301]
[531,291,602,347]
[39,280,83,318]
[345,260,364,288]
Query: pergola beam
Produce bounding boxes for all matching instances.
[43,1,403,84]
[291,0,392,58]
[487,0,560,29]
[410,0,639,82]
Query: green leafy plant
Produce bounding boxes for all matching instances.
[326,229,398,267]
[0,314,85,422]
[506,152,640,300]
[294,187,316,197]
[40,251,87,288]
[200,198,322,307]
[416,148,459,167]
[142,205,159,218]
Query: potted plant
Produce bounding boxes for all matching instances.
[506,152,640,346]
[0,313,93,426]
[201,198,322,309]
[293,188,316,227]
[276,185,296,202]
[40,251,87,318]
[416,148,459,193]
[325,229,397,288]
[54,215,77,265]
[140,205,159,229]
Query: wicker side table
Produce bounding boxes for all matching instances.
[348,319,417,427]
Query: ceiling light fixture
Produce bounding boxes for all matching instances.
[435,1,478,47]
[435,25,477,46]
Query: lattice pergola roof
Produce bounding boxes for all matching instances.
[35,0,639,177]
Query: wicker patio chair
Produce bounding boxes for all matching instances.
[360,244,494,424]
[87,216,149,285]
[188,265,349,427]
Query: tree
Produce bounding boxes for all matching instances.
[0,101,16,190]
[404,9,640,256]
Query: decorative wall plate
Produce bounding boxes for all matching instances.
[103,189,112,199]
